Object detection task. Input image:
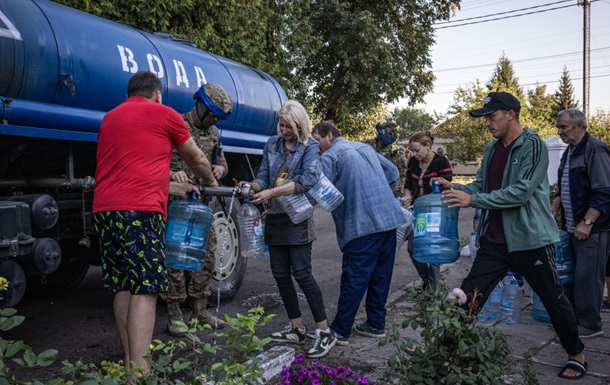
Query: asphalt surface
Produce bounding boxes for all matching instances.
[8,205,609,384]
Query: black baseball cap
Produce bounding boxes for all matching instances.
[469,92,521,117]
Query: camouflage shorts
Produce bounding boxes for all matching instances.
[93,211,168,295]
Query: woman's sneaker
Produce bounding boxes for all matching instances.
[353,321,386,338]
[307,328,349,346]
[306,329,337,358]
[270,325,306,344]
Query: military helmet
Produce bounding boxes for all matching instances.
[376,121,398,144]
[194,83,233,120]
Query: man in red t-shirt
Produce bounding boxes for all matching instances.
[92,71,217,374]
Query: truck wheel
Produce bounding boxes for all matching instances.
[207,197,246,306]
[26,239,90,297]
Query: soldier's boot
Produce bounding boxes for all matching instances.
[167,302,186,337]
[192,298,226,329]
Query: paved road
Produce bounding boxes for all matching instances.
[6,205,476,382]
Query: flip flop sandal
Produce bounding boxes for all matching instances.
[557,359,587,380]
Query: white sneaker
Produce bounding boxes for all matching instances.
[270,325,306,344]
[306,328,337,358]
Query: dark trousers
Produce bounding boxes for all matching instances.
[269,242,327,323]
[462,237,584,356]
[567,231,609,332]
[406,231,440,290]
[331,229,396,338]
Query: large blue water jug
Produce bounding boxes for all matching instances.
[165,191,214,271]
[412,181,460,264]
[532,291,551,323]
[555,230,575,285]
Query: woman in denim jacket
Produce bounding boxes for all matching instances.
[239,100,337,358]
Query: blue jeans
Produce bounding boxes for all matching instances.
[331,229,396,338]
[268,242,327,323]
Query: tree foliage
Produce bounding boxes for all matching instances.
[295,0,459,123]
[435,81,491,162]
[392,106,436,142]
[551,67,579,119]
[589,108,610,145]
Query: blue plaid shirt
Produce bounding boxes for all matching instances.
[319,137,408,249]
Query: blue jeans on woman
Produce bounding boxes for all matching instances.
[269,242,327,323]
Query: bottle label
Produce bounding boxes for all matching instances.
[253,219,263,237]
[414,212,441,237]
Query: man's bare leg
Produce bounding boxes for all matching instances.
[127,293,158,373]
[113,291,132,368]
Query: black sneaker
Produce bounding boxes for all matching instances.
[601,300,610,313]
[309,329,349,346]
[270,325,306,344]
[306,329,337,358]
[353,321,386,338]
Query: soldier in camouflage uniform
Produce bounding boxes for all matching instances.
[362,122,404,197]
[161,83,233,337]
[393,146,408,197]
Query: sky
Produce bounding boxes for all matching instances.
[395,0,610,116]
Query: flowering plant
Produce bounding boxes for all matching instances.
[279,354,376,385]
[381,283,509,385]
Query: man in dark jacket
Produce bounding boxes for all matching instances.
[551,108,610,339]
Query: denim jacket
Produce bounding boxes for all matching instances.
[253,135,321,193]
[319,137,407,249]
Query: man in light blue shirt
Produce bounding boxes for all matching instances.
[312,121,407,344]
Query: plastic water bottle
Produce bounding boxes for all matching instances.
[500,272,523,324]
[532,291,550,323]
[469,231,478,262]
[237,200,264,258]
[395,198,414,253]
[277,193,313,224]
[555,230,575,285]
[412,180,460,264]
[306,173,344,212]
[165,191,214,271]
[478,280,504,321]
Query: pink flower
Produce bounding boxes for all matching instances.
[447,288,467,305]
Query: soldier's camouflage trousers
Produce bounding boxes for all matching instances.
[160,228,217,303]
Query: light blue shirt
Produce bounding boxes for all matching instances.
[319,137,408,249]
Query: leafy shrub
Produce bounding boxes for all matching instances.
[381,283,510,385]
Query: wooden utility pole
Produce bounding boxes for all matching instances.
[580,0,591,117]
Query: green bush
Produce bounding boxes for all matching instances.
[380,283,510,385]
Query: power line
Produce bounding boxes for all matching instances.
[429,73,610,95]
[434,3,577,29]
[435,0,572,25]
[434,46,610,72]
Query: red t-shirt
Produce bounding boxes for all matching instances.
[93,96,191,219]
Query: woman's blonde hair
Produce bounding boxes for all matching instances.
[277,100,311,144]
[409,130,434,147]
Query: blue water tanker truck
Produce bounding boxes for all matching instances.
[0,0,287,308]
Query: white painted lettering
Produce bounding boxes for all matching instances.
[194,66,207,87]
[173,60,189,88]
[0,10,23,41]
[146,54,164,78]
[117,45,138,73]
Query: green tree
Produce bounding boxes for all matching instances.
[392,107,436,141]
[435,81,491,162]
[294,0,460,125]
[523,83,555,139]
[486,54,524,99]
[589,108,610,145]
[551,66,579,119]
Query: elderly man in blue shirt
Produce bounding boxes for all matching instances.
[312,121,408,345]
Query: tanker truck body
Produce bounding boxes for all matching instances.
[0,0,287,307]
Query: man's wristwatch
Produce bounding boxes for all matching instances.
[583,218,594,226]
